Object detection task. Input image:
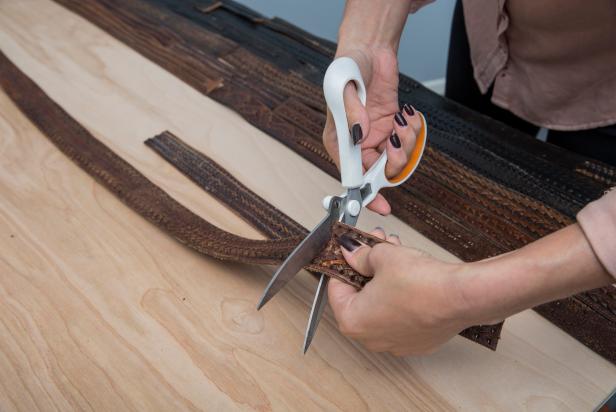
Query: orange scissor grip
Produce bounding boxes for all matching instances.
[388,112,427,184]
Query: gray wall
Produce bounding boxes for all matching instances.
[234,0,455,82]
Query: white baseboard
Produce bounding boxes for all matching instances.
[421,77,446,95]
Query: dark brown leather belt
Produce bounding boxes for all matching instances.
[48,0,616,363]
[0,50,499,350]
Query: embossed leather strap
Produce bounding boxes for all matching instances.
[0,51,500,350]
[145,131,502,349]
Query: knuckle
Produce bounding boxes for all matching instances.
[410,117,423,135]
[368,243,391,267]
[338,315,360,337]
[338,320,352,336]
[371,242,389,255]
[386,158,407,179]
[370,227,386,240]
[348,108,367,130]
[404,132,418,152]
[396,121,414,138]
[390,151,407,167]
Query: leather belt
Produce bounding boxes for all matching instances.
[0,51,500,350]
[29,0,616,363]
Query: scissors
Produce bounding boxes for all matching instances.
[256,57,428,353]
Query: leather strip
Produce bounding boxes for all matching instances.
[0,51,499,350]
[50,0,616,363]
[145,131,307,240]
[145,130,501,349]
[0,54,296,266]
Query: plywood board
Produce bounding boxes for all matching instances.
[0,0,614,410]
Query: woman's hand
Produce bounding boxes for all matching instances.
[330,228,474,356]
[322,48,422,215]
[323,0,420,215]
[329,224,612,356]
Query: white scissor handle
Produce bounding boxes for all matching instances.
[323,57,367,188]
[323,57,428,206]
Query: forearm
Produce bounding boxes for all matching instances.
[337,0,413,54]
[461,224,613,325]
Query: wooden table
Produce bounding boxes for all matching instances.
[0,0,614,410]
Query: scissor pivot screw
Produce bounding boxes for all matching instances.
[346,199,361,216]
[323,196,341,210]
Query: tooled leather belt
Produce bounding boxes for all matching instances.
[0,50,500,350]
[47,0,616,363]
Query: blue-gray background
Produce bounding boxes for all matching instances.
[235,0,455,82]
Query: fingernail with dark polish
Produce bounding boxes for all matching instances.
[390,132,401,148]
[403,104,415,116]
[351,123,363,145]
[339,234,362,252]
[389,233,399,238]
[394,112,407,127]
[375,226,384,231]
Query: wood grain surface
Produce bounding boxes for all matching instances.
[0,0,614,410]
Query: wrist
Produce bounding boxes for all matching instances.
[441,261,508,329]
[456,257,522,326]
[426,262,498,331]
[337,0,410,54]
[454,224,613,326]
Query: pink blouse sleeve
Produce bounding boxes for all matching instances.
[577,188,616,279]
[409,0,435,13]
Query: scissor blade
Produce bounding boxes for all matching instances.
[341,187,362,226]
[257,212,336,310]
[342,213,358,226]
[303,274,329,353]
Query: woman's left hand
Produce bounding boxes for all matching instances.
[329,223,613,356]
[329,228,481,356]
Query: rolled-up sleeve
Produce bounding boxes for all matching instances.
[409,0,435,13]
[577,188,616,279]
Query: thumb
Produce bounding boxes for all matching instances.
[322,110,341,169]
[343,82,370,145]
[328,278,358,321]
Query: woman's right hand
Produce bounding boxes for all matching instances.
[322,47,423,214]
